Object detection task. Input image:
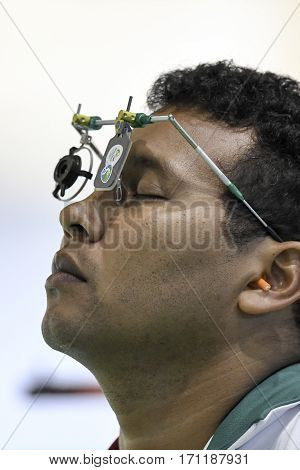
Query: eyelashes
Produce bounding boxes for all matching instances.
[133,193,167,201]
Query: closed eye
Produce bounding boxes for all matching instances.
[133,193,167,200]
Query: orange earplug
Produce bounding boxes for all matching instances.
[255,278,271,292]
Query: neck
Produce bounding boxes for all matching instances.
[86,314,300,450]
[117,353,249,450]
[93,350,276,450]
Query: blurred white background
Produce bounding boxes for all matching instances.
[0,0,299,450]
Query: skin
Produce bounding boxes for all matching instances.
[43,107,300,450]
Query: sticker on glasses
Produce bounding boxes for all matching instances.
[106,144,123,167]
[100,164,113,183]
[94,131,132,191]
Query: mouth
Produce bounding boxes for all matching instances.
[45,251,87,287]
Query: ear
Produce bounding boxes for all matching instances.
[238,241,300,315]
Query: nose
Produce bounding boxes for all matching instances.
[59,190,115,244]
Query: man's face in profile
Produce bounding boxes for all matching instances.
[42,107,255,373]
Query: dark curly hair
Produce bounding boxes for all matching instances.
[147,60,300,320]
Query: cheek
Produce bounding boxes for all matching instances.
[98,205,220,298]
[100,202,225,268]
[139,202,224,254]
[94,200,229,302]
[100,196,225,254]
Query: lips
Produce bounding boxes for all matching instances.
[52,251,87,282]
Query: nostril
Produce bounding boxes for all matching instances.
[69,224,89,240]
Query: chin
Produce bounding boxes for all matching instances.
[43,287,91,352]
[41,300,100,360]
[41,311,70,353]
[42,297,87,352]
[41,309,101,374]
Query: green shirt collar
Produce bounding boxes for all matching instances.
[207,363,300,450]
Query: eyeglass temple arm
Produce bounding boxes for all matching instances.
[150,114,283,243]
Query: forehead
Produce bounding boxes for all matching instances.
[125,107,255,189]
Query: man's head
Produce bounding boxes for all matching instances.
[43,61,300,382]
